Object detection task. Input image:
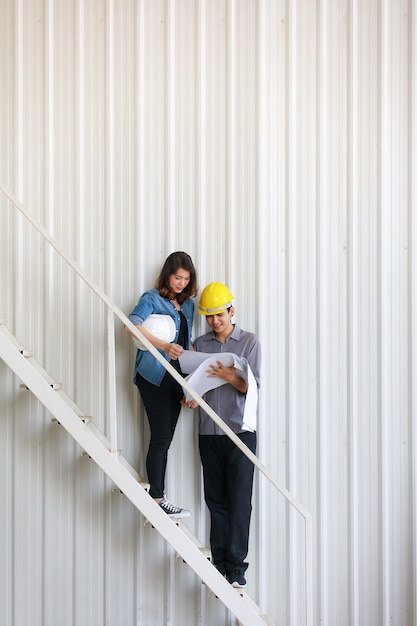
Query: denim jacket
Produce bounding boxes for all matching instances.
[128,288,194,386]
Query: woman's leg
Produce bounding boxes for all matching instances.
[136,373,182,499]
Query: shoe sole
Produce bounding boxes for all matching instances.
[159,503,191,518]
[161,509,190,518]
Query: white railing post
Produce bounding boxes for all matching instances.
[107,309,118,454]
[305,514,314,626]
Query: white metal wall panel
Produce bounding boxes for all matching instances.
[0,1,416,625]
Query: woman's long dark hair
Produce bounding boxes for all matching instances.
[156,251,198,304]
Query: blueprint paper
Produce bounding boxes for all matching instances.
[179,350,258,431]
[178,349,222,375]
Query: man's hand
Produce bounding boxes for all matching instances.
[206,360,235,382]
[181,398,198,409]
[206,360,248,394]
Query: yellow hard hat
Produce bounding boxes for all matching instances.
[198,282,234,315]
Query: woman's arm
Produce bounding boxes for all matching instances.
[125,324,183,360]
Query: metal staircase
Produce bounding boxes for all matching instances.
[0,180,314,626]
[0,319,274,626]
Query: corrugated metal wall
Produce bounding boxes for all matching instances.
[0,1,415,625]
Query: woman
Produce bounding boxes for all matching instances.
[126,252,197,517]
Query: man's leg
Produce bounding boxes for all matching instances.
[199,435,228,575]
[225,431,257,576]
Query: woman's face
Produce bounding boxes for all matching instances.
[168,268,191,294]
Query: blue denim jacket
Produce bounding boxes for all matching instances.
[128,288,194,386]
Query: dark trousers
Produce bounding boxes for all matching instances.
[199,431,257,575]
[136,372,183,499]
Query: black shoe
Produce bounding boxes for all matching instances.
[229,571,247,588]
[158,498,190,518]
[214,564,227,577]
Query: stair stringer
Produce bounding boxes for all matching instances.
[0,322,273,626]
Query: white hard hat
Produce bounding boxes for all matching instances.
[132,314,176,350]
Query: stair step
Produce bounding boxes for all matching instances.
[19,348,33,357]
[199,547,211,560]
[20,381,62,390]
[144,516,183,527]
[56,388,92,422]
[117,453,149,490]
[175,526,211,562]
[17,352,62,388]
[51,415,92,424]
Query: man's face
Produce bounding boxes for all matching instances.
[205,307,234,334]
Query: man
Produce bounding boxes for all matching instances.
[186,282,261,588]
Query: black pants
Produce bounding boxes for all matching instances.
[136,372,183,499]
[199,431,257,576]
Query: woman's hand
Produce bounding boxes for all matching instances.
[165,343,184,360]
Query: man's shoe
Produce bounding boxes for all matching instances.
[214,564,227,577]
[229,572,247,588]
[158,498,190,518]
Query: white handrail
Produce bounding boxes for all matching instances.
[0,181,314,626]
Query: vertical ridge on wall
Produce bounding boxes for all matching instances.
[317,0,328,622]
[166,0,176,248]
[411,2,417,623]
[196,0,207,293]
[348,1,359,624]
[287,0,301,623]
[226,0,236,288]
[380,3,413,625]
